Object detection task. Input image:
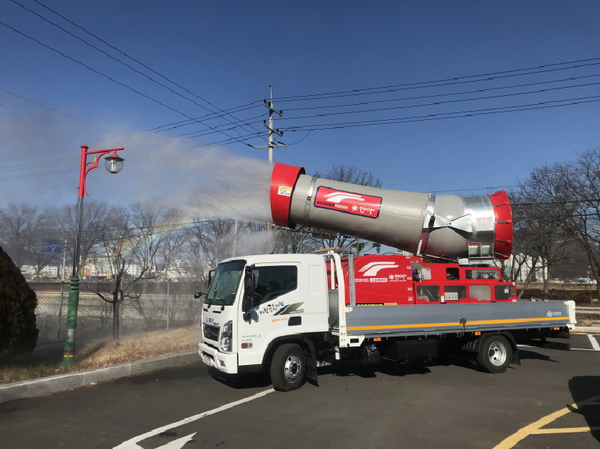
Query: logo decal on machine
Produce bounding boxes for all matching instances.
[274,302,304,315]
[314,186,382,218]
[359,261,400,276]
[258,301,305,316]
[259,301,285,315]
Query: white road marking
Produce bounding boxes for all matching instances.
[519,336,600,352]
[588,333,600,351]
[113,388,275,449]
[155,433,196,449]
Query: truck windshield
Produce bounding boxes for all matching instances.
[205,260,245,307]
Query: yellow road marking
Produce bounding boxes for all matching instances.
[532,426,600,434]
[493,394,600,449]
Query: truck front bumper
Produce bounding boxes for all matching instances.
[199,342,238,374]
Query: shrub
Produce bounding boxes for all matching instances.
[0,246,38,355]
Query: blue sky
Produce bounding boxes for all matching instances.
[1,1,599,221]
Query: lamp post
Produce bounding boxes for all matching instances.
[61,145,125,367]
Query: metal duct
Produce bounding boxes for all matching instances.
[270,163,512,260]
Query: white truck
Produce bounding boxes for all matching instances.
[198,163,575,391]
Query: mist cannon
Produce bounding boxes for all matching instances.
[269,163,512,261]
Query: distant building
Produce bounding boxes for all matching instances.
[493,253,548,283]
[21,264,59,279]
[161,259,190,280]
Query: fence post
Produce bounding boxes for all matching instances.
[57,281,65,342]
[166,278,170,330]
[57,246,67,342]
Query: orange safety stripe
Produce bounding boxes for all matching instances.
[347,316,570,332]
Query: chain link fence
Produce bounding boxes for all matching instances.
[30,281,203,344]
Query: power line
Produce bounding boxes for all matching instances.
[280,94,600,133]
[11,0,260,145]
[0,168,75,182]
[0,86,110,134]
[31,0,265,140]
[0,83,260,154]
[279,80,600,123]
[0,19,192,118]
[149,101,263,132]
[173,114,265,139]
[121,0,270,87]
[283,74,600,114]
[275,57,600,102]
[4,12,600,154]
[164,58,600,145]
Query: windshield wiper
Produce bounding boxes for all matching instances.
[206,297,226,311]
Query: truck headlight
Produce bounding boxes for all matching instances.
[220,320,233,352]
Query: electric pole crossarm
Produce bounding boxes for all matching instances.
[262,120,284,137]
[263,99,283,116]
[254,143,288,150]
[251,86,287,164]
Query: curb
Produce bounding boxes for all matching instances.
[0,351,200,404]
[572,326,600,334]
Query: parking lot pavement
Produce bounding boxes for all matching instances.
[0,351,200,404]
[2,328,599,405]
[4,342,600,449]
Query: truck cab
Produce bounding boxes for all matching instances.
[199,254,330,383]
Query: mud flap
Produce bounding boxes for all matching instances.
[512,348,521,366]
[303,337,319,387]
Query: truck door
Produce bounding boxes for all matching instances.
[237,264,303,368]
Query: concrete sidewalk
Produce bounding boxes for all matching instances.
[0,351,200,404]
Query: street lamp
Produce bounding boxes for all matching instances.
[61,145,125,367]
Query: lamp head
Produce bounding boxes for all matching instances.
[105,155,124,174]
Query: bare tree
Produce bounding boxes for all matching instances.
[93,204,192,336]
[157,210,188,280]
[315,165,382,188]
[93,206,136,339]
[189,219,238,270]
[89,206,157,338]
[53,201,113,278]
[273,227,320,254]
[0,203,53,275]
[185,218,283,280]
[517,149,600,300]
[180,230,207,284]
[507,190,575,295]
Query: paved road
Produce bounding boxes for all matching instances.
[1,334,600,449]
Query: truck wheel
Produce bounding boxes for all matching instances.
[476,335,512,373]
[270,343,305,391]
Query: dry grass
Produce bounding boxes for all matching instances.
[0,327,201,386]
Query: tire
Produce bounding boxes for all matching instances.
[476,335,512,373]
[270,343,305,392]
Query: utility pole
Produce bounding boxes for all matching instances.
[253,87,287,230]
[253,86,287,164]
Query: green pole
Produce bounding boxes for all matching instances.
[61,275,80,367]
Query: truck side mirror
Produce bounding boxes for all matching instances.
[242,265,255,321]
[194,292,205,299]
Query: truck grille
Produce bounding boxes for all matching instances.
[203,324,219,342]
